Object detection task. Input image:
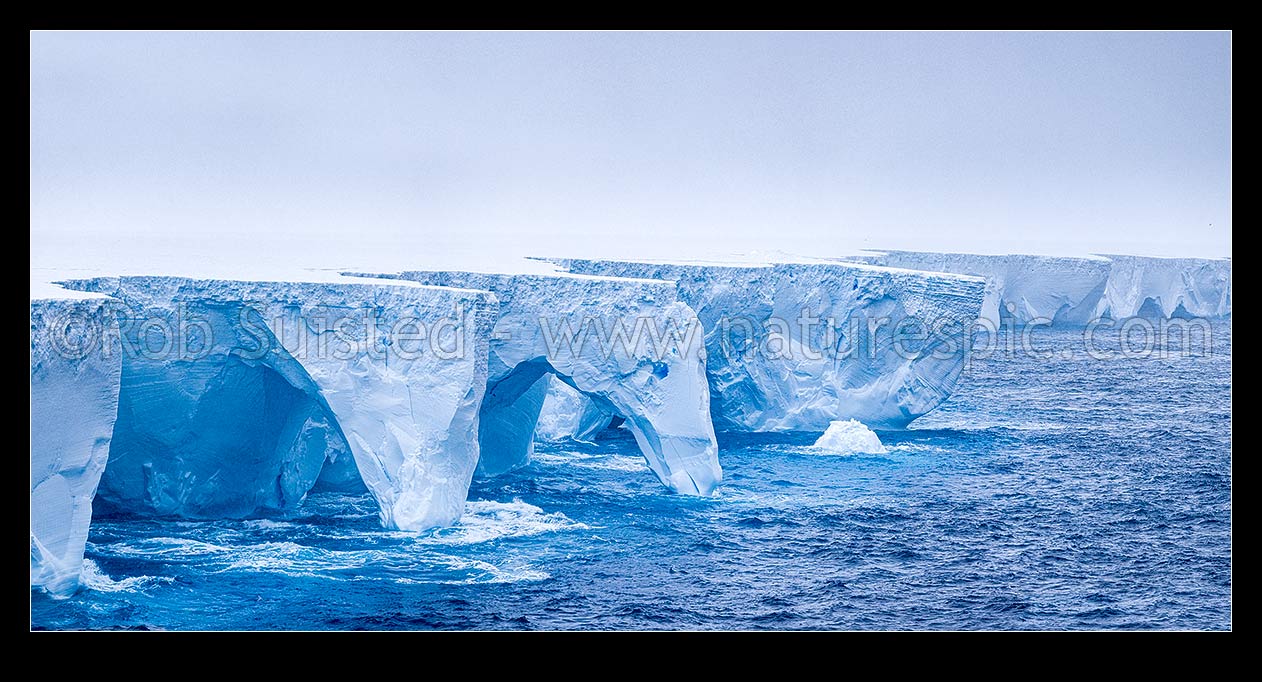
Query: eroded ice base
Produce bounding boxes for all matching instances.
[59,276,497,532]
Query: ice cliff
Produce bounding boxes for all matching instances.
[844,250,1231,325]
[30,290,122,597]
[354,271,721,496]
[1094,254,1232,320]
[58,276,497,532]
[546,258,986,431]
[843,251,1111,326]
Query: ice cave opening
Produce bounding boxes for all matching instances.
[55,275,499,534]
[1134,296,1167,320]
[94,302,363,520]
[480,361,630,474]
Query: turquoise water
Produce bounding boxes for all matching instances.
[31,324,1232,630]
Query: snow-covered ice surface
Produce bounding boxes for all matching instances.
[843,250,1231,325]
[56,276,498,533]
[811,419,888,455]
[546,257,985,431]
[30,293,122,597]
[355,270,721,497]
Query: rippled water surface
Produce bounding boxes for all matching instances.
[32,324,1232,629]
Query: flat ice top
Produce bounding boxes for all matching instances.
[417,271,677,287]
[28,231,704,288]
[541,250,988,282]
[30,268,500,299]
[29,234,587,298]
[856,248,1231,262]
[548,255,775,269]
[30,232,584,282]
[857,249,1114,263]
[29,229,1229,299]
[30,279,113,302]
[1092,252,1232,262]
[544,248,884,268]
[29,232,691,290]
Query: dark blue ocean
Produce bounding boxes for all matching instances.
[31,323,1232,630]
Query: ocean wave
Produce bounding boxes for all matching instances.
[90,537,548,586]
[206,543,550,585]
[395,556,550,585]
[239,519,298,530]
[79,500,580,587]
[421,499,589,546]
[531,451,650,472]
[79,559,174,594]
[88,537,234,560]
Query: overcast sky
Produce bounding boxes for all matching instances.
[30,31,1231,271]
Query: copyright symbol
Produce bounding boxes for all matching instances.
[47,308,100,361]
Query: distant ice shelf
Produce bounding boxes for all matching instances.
[842,250,1231,325]
[1094,254,1232,321]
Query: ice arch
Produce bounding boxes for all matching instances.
[361,271,722,496]
[534,375,617,443]
[60,276,497,531]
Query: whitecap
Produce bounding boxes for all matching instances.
[88,537,234,560]
[531,451,649,472]
[239,519,296,530]
[79,559,174,593]
[425,556,549,585]
[420,499,589,546]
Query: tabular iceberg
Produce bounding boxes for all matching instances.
[843,250,1231,325]
[29,249,1229,602]
[59,276,498,532]
[546,258,986,431]
[843,250,1112,326]
[1094,254,1232,320]
[355,270,721,496]
[30,290,122,597]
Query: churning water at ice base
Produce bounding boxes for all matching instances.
[32,323,1231,630]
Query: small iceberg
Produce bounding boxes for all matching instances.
[812,419,888,455]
